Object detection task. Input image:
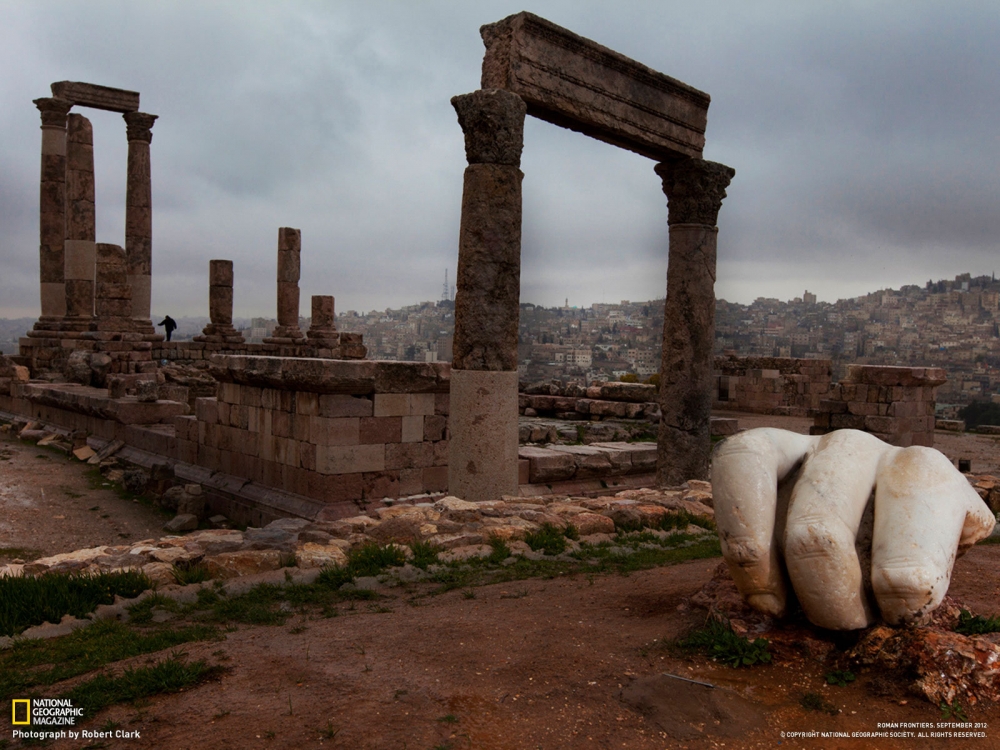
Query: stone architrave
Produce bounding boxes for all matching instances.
[33,97,73,323]
[195,260,245,344]
[264,227,305,343]
[50,81,139,113]
[123,111,157,330]
[480,12,709,160]
[448,89,526,501]
[94,243,133,330]
[64,113,96,324]
[655,157,735,485]
[307,295,338,347]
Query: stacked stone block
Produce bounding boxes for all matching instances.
[714,356,832,416]
[94,244,133,328]
[264,228,305,344]
[185,356,450,506]
[810,365,945,447]
[64,113,97,325]
[195,260,245,344]
[518,381,659,420]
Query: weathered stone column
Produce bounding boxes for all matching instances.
[123,111,157,328]
[34,97,73,323]
[195,260,245,343]
[306,295,338,347]
[64,113,96,324]
[655,157,735,485]
[264,227,305,342]
[448,89,526,501]
[94,243,132,329]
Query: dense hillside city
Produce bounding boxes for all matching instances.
[4,272,999,409]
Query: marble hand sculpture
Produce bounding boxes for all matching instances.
[711,428,995,630]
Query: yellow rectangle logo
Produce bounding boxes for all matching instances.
[12,699,30,725]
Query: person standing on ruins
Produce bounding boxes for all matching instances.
[157,315,177,341]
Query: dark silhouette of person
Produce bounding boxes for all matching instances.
[158,315,177,341]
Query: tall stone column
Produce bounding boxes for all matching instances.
[264,227,305,342]
[195,260,245,343]
[447,89,526,501]
[654,157,735,485]
[33,97,73,324]
[64,113,96,325]
[123,111,157,330]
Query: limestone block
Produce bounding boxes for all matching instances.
[316,444,385,475]
[204,550,283,579]
[518,446,576,483]
[401,415,424,443]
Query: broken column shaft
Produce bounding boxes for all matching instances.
[306,295,338,347]
[94,243,133,329]
[448,89,527,501]
[195,260,244,343]
[655,157,735,485]
[264,227,304,342]
[64,113,96,323]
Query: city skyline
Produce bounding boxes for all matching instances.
[2,1,999,319]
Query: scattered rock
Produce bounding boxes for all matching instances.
[163,514,198,533]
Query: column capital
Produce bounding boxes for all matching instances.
[123,111,158,143]
[451,89,526,166]
[33,97,72,128]
[655,157,735,226]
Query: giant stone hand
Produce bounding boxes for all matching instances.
[711,428,995,630]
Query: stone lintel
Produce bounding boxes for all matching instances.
[208,355,449,396]
[50,81,139,113]
[480,12,709,160]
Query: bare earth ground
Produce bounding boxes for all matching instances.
[4,421,1000,749]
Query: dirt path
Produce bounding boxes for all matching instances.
[0,429,169,564]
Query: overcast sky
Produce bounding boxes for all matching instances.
[2,1,999,320]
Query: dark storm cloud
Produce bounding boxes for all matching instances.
[2,0,998,318]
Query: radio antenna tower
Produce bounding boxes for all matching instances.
[441,269,450,301]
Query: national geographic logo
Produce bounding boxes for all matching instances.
[11,698,83,726]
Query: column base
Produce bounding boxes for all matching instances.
[448,369,520,501]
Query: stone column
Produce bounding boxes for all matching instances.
[306,295,338,347]
[264,227,305,342]
[447,89,526,501]
[123,111,157,330]
[195,260,245,343]
[34,97,73,324]
[64,113,96,325]
[654,157,735,485]
[94,243,132,329]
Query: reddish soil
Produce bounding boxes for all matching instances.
[5,425,1000,749]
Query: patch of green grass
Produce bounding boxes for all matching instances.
[208,583,290,626]
[825,669,856,687]
[801,692,838,715]
[316,541,408,589]
[66,652,225,718]
[410,540,442,570]
[0,618,220,701]
[955,609,1000,635]
[437,714,459,724]
[486,535,511,564]
[126,593,181,625]
[171,563,211,586]
[941,702,968,722]
[678,616,772,668]
[0,569,153,637]
[524,522,568,555]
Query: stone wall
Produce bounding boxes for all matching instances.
[184,356,450,507]
[150,334,366,363]
[810,365,945,447]
[713,356,831,416]
[0,356,450,520]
